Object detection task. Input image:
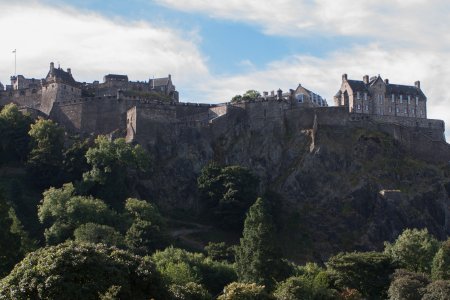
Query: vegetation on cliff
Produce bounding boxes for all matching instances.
[0,103,449,299]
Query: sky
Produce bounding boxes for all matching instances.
[0,0,449,137]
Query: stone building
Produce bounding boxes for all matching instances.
[334,74,426,118]
[261,83,328,107]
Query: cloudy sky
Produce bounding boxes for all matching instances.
[1,0,449,136]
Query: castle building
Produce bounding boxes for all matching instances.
[334,74,427,119]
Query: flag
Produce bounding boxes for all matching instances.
[12,49,16,53]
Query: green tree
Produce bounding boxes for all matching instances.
[27,118,65,186]
[384,228,440,273]
[152,247,237,295]
[0,242,169,299]
[431,238,450,280]
[0,103,32,163]
[231,95,243,103]
[326,251,397,299]
[204,242,235,262]
[235,198,285,291]
[124,198,167,254]
[242,90,261,101]
[198,164,259,230]
[83,136,150,208]
[38,183,116,245]
[169,282,212,300]
[62,138,90,182]
[74,222,124,247]
[217,282,273,300]
[422,280,450,300]
[273,263,336,300]
[0,194,22,277]
[387,269,430,300]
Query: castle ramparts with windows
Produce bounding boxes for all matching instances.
[0,63,448,162]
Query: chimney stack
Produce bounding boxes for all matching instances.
[67,68,71,75]
[277,88,283,100]
[363,75,369,84]
[342,73,348,81]
[415,81,420,89]
[384,78,389,84]
[50,62,54,71]
[270,90,275,97]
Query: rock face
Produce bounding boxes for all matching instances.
[134,106,450,262]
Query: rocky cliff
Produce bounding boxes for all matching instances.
[133,108,450,262]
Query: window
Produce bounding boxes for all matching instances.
[404,108,407,114]
[389,107,392,113]
[411,108,415,114]
[364,92,367,101]
[416,96,419,105]
[392,94,395,102]
[396,107,399,113]
[407,95,411,104]
[357,91,360,100]
[357,104,361,110]
[399,95,403,104]
[365,105,368,111]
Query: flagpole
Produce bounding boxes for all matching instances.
[13,49,16,77]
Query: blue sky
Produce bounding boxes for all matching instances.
[0,0,449,137]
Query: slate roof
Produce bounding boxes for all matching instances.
[347,80,368,92]
[149,77,170,87]
[386,84,426,98]
[104,74,128,82]
[47,68,76,85]
[345,78,426,98]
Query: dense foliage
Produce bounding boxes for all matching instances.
[198,163,259,230]
[384,228,440,274]
[0,242,168,300]
[235,198,286,291]
[0,105,449,299]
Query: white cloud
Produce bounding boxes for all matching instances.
[155,0,450,46]
[0,1,208,87]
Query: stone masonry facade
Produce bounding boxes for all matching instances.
[0,63,448,162]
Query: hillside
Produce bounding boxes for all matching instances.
[133,107,450,262]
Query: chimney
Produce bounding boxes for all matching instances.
[342,73,348,82]
[363,75,369,84]
[67,68,71,75]
[384,78,389,84]
[263,91,268,96]
[277,88,283,100]
[415,81,420,89]
[50,62,54,71]
[270,90,275,97]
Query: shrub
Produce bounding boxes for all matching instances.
[169,282,212,300]
[217,282,273,300]
[431,239,450,280]
[422,280,450,300]
[387,269,430,300]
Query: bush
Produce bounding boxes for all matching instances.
[327,251,397,299]
[74,222,124,247]
[432,239,450,280]
[152,247,237,295]
[169,282,212,300]
[387,269,430,300]
[422,280,450,300]
[217,282,273,300]
[384,228,439,273]
[204,242,235,262]
[0,242,169,300]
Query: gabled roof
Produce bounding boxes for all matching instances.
[47,68,76,85]
[347,80,368,92]
[386,84,426,98]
